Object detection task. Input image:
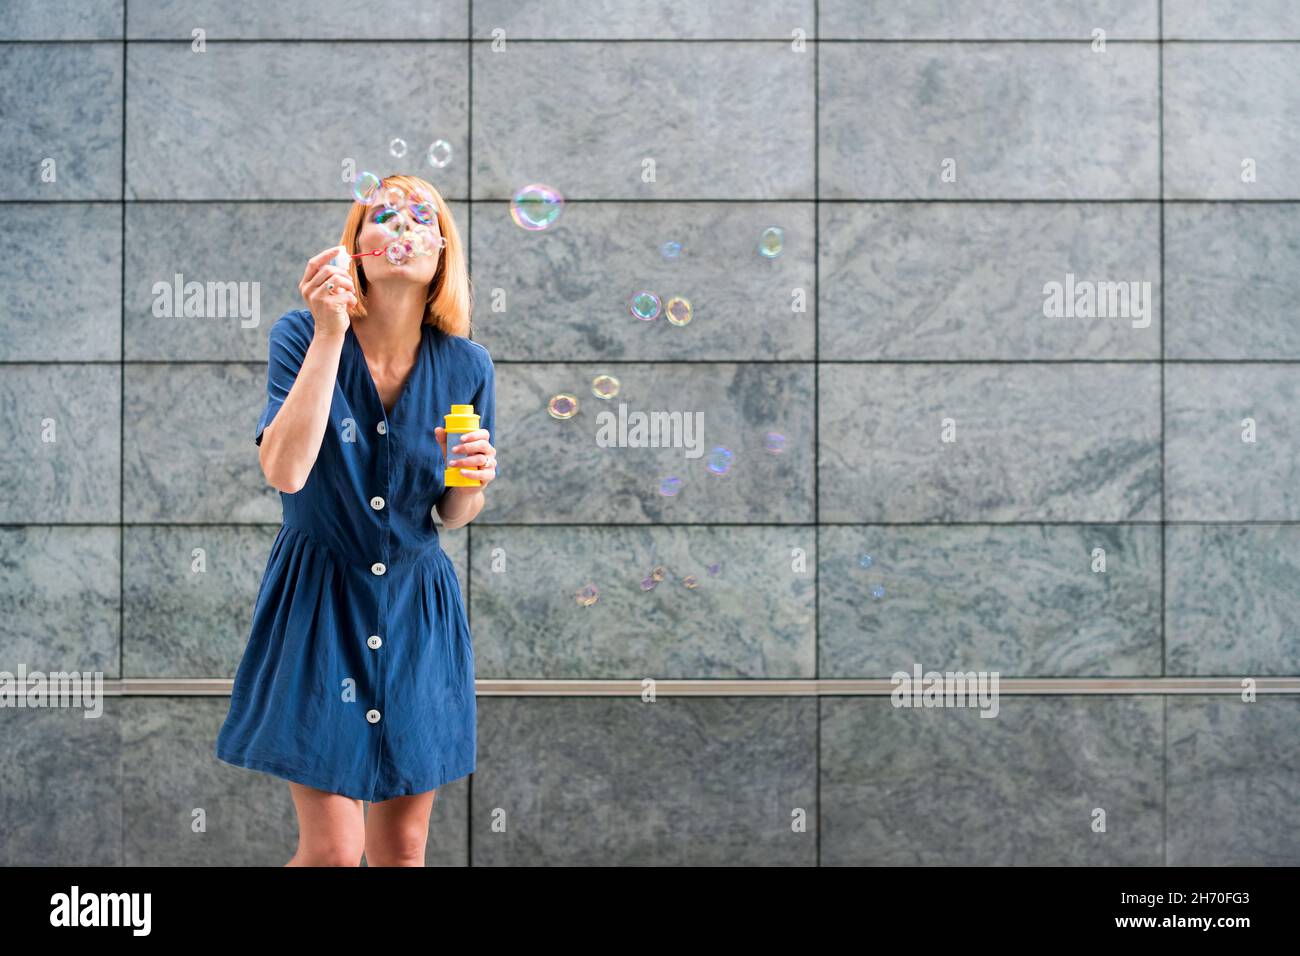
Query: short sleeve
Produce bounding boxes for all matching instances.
[255,310,312,447]
[470,344,499,479]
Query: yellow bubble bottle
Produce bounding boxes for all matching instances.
[443,404,482,488]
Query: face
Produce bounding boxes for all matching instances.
[354,186,443,287]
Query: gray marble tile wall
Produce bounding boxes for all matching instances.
[1,1,1297,866]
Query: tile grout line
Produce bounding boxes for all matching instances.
[1158,0,1166,682]
[1159,0,1169,869]
[10,519,1300,528]
[15,197,1300,205]
[6,36,1298,44]
[11,358,1299,366]
[465,0,474,869]
[813,0,821,869]
[119,0,128,869]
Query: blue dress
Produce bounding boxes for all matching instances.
[215,307,497,802]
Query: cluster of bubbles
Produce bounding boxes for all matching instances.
[546,373,621,421]
[656,431,786,499]
[629,291,693,327]
[511,184,565,231]
[859,553,886,600]
[658,226,782,261]
[574,560,720,607]
[384,136,453,169]
[350,173,446,264]
[625,228,783,330]
[577,561,728,606]
[527,214,793,502]
[641,559,723,593]
[546,221,789,607]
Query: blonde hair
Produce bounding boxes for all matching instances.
[338,173,473,337]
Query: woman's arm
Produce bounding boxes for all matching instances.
[259,329,346,493]
[259,246,356,493]
[436,486,486,530]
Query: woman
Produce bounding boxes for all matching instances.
[214,173,498,866]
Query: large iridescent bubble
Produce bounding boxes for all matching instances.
[377,206,406,239]
[510,184,565,231]
[408,190,437,225]
[353,171,382,205]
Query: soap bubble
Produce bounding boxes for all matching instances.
[661,241,682,260]
[408,191,436,225]
[640,576,657,591]
[707,562,721,575]
[510,184,565,231]
[385,242,408,265]
[420,227,445,256]
[650,566,666,582]
[427,139,453,168]
[629,291,661,321]
[859,554,874,569]
[389,138,407,158]
[407,229,429,257]
[705,446,733,475]
[547,394,578,419]
[870,584,886,600]
[382,186,404,209]
[575,584,599,607]
[658,476,682,496]
[759,226,784,258]
[591,374,620,399]
[665,296,692,326]
[377,207,406,239]
[353,171,382,205]
[765,432,786,453]
[683,575,698,589]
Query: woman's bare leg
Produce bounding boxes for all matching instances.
[363,788,437,866]
[285,781,366,866]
